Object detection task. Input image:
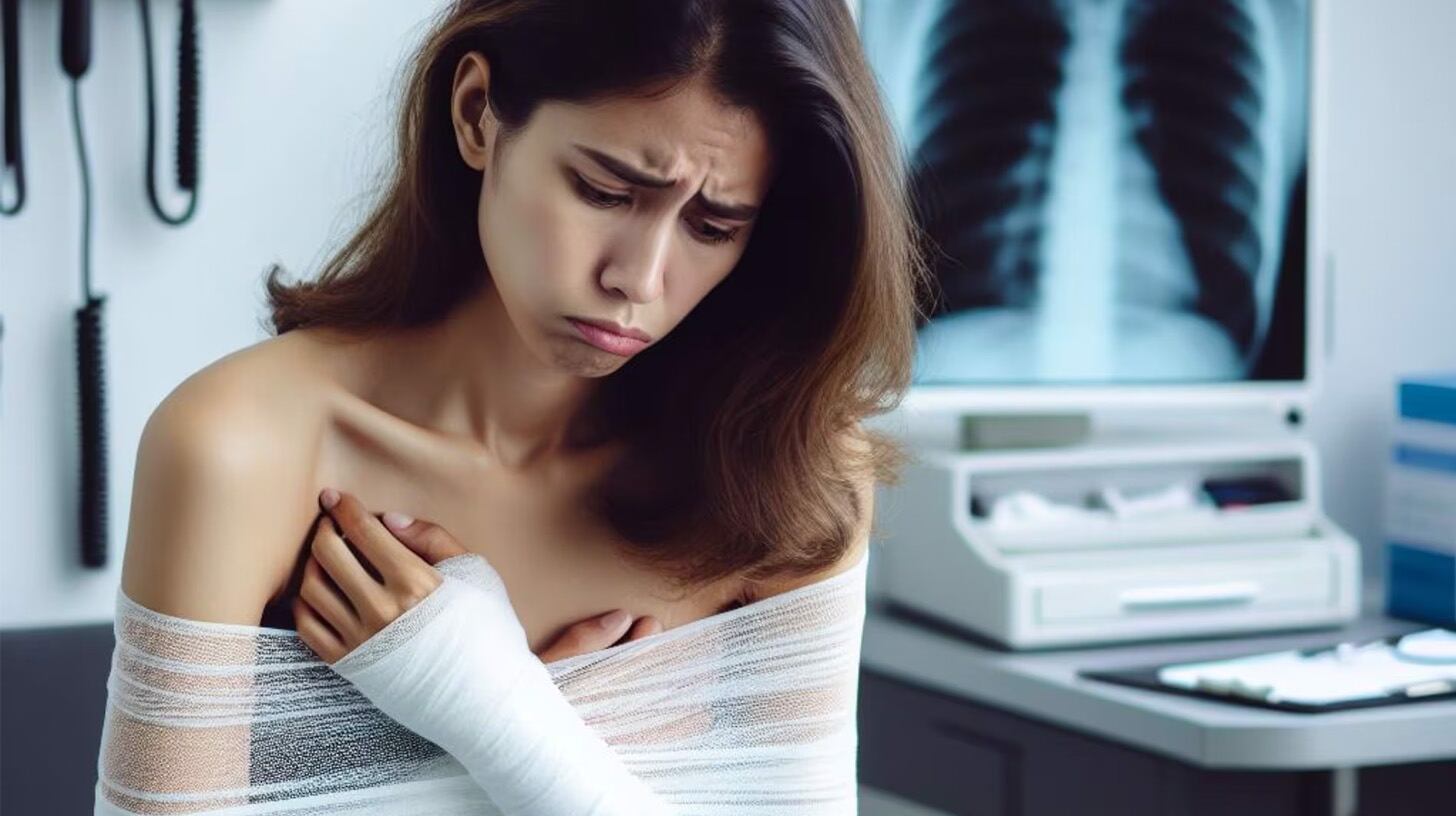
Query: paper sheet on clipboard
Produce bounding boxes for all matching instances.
[1157,630,1456,706]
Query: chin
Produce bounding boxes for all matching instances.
[541,333,628,377]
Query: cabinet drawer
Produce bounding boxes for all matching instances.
[1034,550,1335,624]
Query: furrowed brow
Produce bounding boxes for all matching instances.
[574,143,759,221]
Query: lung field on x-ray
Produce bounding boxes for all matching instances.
[1121,0,1265,356]
[861,0,1308,384]
[911,1,1070,312]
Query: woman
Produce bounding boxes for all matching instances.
[97,0,930,812]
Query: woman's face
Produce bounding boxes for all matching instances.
[451,53,775,377]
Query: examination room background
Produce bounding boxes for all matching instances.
[3,0,1456,632]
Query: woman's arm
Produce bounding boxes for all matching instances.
[120,378,309,625]
[98,379,316,813]
[298,488,871,815]
[289,489,665,813]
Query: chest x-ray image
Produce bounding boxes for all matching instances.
[860,0,1310,384]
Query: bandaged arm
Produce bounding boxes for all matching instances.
[330,554,673,815]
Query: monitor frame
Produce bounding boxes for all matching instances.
[848,0,1332,419]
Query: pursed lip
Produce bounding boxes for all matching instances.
[569,316,653,342]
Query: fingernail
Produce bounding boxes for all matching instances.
[319,488,340,509]
[600,609,631,630]
[382,511,414,530]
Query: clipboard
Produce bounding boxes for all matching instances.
[1080,629,1456,714]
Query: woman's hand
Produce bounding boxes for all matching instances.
[296,489,674,815]
[293,488,466,664]
[293,487,661,665]
[536,606,663,664]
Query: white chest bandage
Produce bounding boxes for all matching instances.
[94,548,870,815]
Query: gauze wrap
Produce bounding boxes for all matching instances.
[94,548,870,814]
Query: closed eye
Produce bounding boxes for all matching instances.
[693,220,740,245]
[573,174,630,208]
[571,172,742,246]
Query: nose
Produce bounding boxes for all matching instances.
[599,216,672,304]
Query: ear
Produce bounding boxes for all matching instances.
[450,51,497,172]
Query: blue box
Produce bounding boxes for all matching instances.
[1399,373,1456,426]
[1386,373,1456,627]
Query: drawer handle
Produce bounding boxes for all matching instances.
[1119,581,1261,610]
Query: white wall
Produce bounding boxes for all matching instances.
[1304,0,1456,576]
[3,0,1455,629]
[2,0,450,628]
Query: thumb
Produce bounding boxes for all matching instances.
[381,512,469,565]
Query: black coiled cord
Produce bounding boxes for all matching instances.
[1,0,23,215]
[62,0,108,568]
[77,297,108,569]
[139,0,199,225]
[1,0,21,417]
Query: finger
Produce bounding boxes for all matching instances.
[536,609,635,663]
[293,596,347,664]
[310,513,391,619]
[299,555,364,646]
[380,513,469,566]
[319,489,415,585]
[626,615,663,641]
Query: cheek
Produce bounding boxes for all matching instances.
[480,176,584,305]
[534,199,591,294]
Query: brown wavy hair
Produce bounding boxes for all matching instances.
[262,0,933,591]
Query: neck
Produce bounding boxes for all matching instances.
[356,283,599,473]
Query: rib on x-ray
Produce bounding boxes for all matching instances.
[859,0,1309,384]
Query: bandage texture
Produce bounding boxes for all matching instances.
[94,549,869,814]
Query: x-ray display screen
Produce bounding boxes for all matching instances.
[860,0,1310,384]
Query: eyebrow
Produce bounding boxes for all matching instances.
[573,143,760,221]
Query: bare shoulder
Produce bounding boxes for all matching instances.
[120,331,338,625]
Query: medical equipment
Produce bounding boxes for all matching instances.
[60,0,111,569]
[1,0,23,215]
[872,427,1361,649]
[138,0,201,225]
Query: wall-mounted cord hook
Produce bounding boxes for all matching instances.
[139,0,200,225]
[1,0,24,216]
[62,0,110,569]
